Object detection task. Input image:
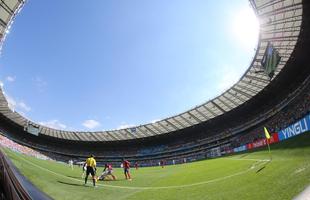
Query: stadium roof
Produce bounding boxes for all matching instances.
[0,0,303,141]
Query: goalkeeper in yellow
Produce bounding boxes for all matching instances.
[84,155,97,187]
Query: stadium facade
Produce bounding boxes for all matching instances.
[0,0,309,167]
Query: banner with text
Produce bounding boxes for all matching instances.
[278,114,310,141]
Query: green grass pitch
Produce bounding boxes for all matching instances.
[3,132,310,200]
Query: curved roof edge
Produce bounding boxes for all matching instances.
[0,0,303,141]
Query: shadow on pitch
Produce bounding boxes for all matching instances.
[256,160,271,174]
[97,179,122,182]
[66,175,82,179]
[57,180,86,187]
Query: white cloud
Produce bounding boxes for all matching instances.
[39,120,67,130]
[6,76,15,82]
[117,123,135,130]
[33,76,47,92]
[0,80,4,88]
[150,119,160,123]
[18,101,31,112]
[82,119,101,129]
[3,93,31,113]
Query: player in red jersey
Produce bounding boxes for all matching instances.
[134,161,139,170]
[122,158,132,180]
[97,163,116,181]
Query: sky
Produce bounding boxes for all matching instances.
[0,0,259,131]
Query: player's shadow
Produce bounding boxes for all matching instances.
[101,179,121,182]
[57,180,85,187]
[66,175,82,179]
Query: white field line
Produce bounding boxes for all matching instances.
[224,158,271,162]
[294,185,310,200]
[18,156,269,190]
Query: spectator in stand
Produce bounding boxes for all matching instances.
[0,134,50,160]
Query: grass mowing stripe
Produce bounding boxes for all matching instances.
[16,154,269,190]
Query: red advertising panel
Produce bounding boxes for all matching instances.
[269,132,279,144]
[247,143,253,150]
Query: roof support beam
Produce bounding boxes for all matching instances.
[114,132,126,140]
[89,132,101,141]
[245,75,270,84]
[40,127,46,135]
[256,0,282,10]
[63,132,70,140]
[217,97,233,110]
[93,132,105,140]
[236,84,260,94]
[261,17,302,28]
[231,87,252,99]
[73,132,83,140]
[149,124,163,134]
[171,118,187,129]
[106,131,119,140]
[165,119,179,130]
[179,115,194,126]
[0,18,7,27]
[0,2,14,15]
[261,36,298,42]
[123,129,138,139]
[222,94,240,107]
[263,27,301,35]
[144,125,158,136]
[157,121,172,132]
[211,101,226,113]
[135,127,148,137]
[194,108,209,120]
[241,79,265,90]
[188,111,203,123]
[202,104,217,117]
[259,4,302,18]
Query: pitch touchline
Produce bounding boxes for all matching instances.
[18,156,269,190]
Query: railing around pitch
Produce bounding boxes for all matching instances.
[0,148,51,200]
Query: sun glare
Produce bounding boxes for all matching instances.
[232,7,259,48]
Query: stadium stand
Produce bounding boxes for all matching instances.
[0,134,50,160]
[0,73,309,166]
[0,0,310,198]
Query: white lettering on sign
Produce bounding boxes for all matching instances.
[282,119,308,139]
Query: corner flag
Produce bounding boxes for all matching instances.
[264,127,271,139]
[264,127,272,160]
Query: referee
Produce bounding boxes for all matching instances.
[84,155,97,187]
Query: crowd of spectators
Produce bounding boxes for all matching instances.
[0,134,50,160]
[232,82,310,147]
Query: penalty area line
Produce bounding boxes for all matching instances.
[17,156,268,190]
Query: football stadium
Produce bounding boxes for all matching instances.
[0,0,310,199]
